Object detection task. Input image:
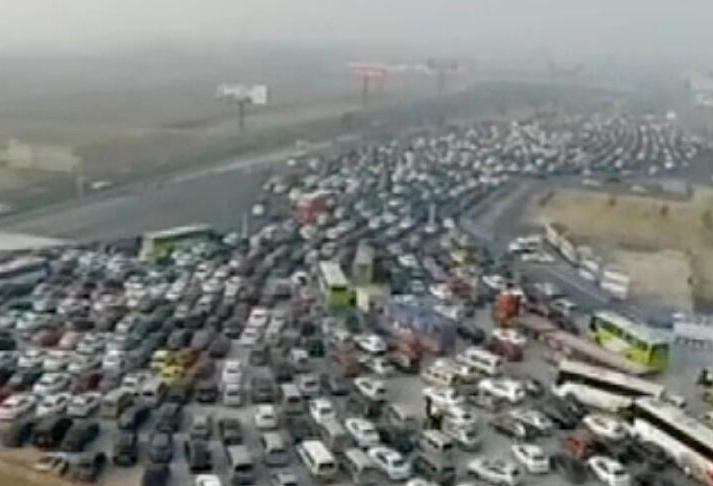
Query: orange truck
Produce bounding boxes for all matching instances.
[493,290,521,327]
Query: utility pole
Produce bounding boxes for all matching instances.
[237,99,246,131]
[347,62,387,108]
[75,158,84,200]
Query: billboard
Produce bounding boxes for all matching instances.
[216,84,269,105]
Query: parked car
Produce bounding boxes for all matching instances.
[113,431,139,466]
[60,421,100,452]
[467,457,522,486]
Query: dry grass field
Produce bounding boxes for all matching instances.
[524,186,713,309]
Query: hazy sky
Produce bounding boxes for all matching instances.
[1,0,711,62]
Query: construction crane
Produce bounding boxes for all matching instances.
[347,62,388,107]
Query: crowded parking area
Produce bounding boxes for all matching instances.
[0,109,709,486]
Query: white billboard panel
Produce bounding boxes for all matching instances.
[216,84,269,105]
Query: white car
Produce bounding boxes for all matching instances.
[195,474,222,486]
[309,398,336,425]
[491,328,527,347]
[354,377,387,401]
[362,356,395,376]
[368,446,411,481]
[36,393,71,417]
[121,372,151,395]
[33,373,71,395]
[67,393,102,418]
[247,307,270,328]
[221,360,243,385]
[344,417,380,448]
[254,405,279,429]
[478,378,525,404]
[467,457,522,486]
[583,414,628,441]
[354,334,387,354]
[511,443,549,474]
[0,394,37,421]
[43,350,70,372]
[429,283,453,301]
[239,327,262,347]
[18,348,44,369]
[445,405,478,426]
[508,408,553,434]
[588,456,631,486]
[423,386,464,411]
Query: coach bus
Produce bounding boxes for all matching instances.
[139,224,212,261]
[318,261,354,309]
[552,360,684,413]
[0,256,48,290]
[589,310,670,372]
[631,397,713,485]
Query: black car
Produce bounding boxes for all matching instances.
[303,337,325,358]
[8,369,42,391]
[118,404,152,431]
[148,432,174,464]
[490,415,530,440]
[112,431,138,466]
[165,382,191,404]
[72,452,106,483]
[184,438,213,472]
[60,420,100,452]
[218,417,243,445]
[249,345,269,366]
[551,453,588,483]
[628,440,669,469]
[251,375,276,403]
[284,415,316,444]
[273,360,293,384]
[537,398,579,430]
[521,376,545,397]
[635,472,676,486]
[141,464,170,486]
[33,416,73,449]
[2,418,35,447]
[456,322,485,344]
[377,425,415,455]
[155,403,182,433]
[321,372,349,396]
[595,437,639,464]
[208,335,231,358]
[195,377,219,403]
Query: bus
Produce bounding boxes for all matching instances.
[318,261,354,309]
[0,256,48,290]
[631,397,713,485]
[139,224,212,261]
[589,310,670,372]
[553,360,683,413]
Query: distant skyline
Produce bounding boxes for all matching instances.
[1,0,711,64]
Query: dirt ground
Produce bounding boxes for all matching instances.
[524,186,713,310]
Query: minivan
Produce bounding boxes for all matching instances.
[223,383,243,407]
[384,403,419,431]
[227,445,256,485]
[342,447,381,485]
[457,347,502,376]
[412,452,457,486]
[101,388,134,419]
[417,429,455,463]
[280,383,304,415]
[421,365,460,387]
[296,440,338,481]
[318,417,351,453]
[260,432,289,466]
[441,418,480,451]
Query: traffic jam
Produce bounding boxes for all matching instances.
[0,110,709,486]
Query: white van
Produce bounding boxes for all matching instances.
[432,358,480,383]
[342,448,381,485]
[457,347,502,376]
[100,388,134,419]
[280,384,304,415]
[226,445,256,485]
[551,381,632,412]
[318,417,351,453]
[140,379,166,408]
[421,365,460,387]
[417,429,455,462]
[223,383,243,407]
[296,440,338,481]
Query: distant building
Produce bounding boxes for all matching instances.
[0,139,79,172]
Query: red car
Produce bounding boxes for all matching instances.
[32,329,63,347]
[487,338,523,362]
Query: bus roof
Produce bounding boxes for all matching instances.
[549,331,652,375]
[318,261,350,287]
[144,224,211,241]
[635,397,713,444]
[0,256,46,273]
[559,359,665,396]
[593,310,668,345]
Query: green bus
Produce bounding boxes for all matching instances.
[318,261,354,309]
[589,310,670,372]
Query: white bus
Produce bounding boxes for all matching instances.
[553,360,681,412]
[317,261,353,308]
[0,256,48,288]
[631,397,713,485]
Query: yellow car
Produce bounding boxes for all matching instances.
[150,350,170,372]
[160,365,186,385]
